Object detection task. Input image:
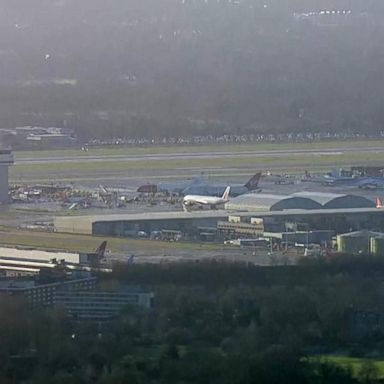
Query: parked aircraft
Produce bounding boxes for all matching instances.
[264,173,295,184]
[357,177,384,190]
[322,174,384,189]
[320,168,357,186]
[64,197,90,210]
[182,172,261,197]
[304,167,384,189]
[93,241,108,262]
[318,168,384,187]
[137,173,205,195]
[182,187,231,211]
[311,168,370,187]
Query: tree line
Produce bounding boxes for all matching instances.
[0,256,383,382]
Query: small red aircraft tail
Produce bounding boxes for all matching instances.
[376,197,383,209]
[95,241,107,259]
[245,172,262,191]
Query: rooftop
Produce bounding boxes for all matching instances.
[226,192,375,211]
[291,191,345,205]
[56,207,384,223]
[55,207,384,233]
[0,280,35,289]
[338,230,384,238]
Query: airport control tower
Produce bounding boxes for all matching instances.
[0,148,14,204]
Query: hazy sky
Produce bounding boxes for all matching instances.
[0,0,384,135]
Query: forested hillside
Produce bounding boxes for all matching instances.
[1,0,384,138]
[2,257,384,383]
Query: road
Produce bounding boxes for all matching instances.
[15,146,384,165]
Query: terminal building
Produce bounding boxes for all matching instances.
[55,206,384,243]
[53,191,384,249]
[55,211,233,237]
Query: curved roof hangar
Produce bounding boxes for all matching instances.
[291,192,375,209]
[225,193,322,211]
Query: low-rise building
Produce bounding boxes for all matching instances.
[56,286,154,320]
[337,230,384,255]
[0,244,107,274]
[0,273,96,307]
[217,217,264,239]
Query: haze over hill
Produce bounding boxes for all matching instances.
[1,0,384,139]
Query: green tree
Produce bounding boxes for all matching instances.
[357,360,379,384]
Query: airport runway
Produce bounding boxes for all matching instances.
[15,146,384,165]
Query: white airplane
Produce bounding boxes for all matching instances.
[182,186,231,211]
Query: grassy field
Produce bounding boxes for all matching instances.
[309,355,384,379]
[10,150,384,183]
[0,226,223,254]
[14,139,384,159]
[8,138,384,184]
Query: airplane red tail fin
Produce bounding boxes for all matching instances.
[95,241,107,259]
[376,197,383,209]
[245,172,262,190]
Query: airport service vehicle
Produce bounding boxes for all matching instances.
[182,172,261,197]
[264,173,296,185]
[183,187,231,211]
[304,244,322,257]
[224,238,268,247]
[274,176,295,185]
[295,242,322,257]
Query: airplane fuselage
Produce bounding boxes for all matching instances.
[182,186,231,209]
[182,194,228,207]
[183,185,247,197]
